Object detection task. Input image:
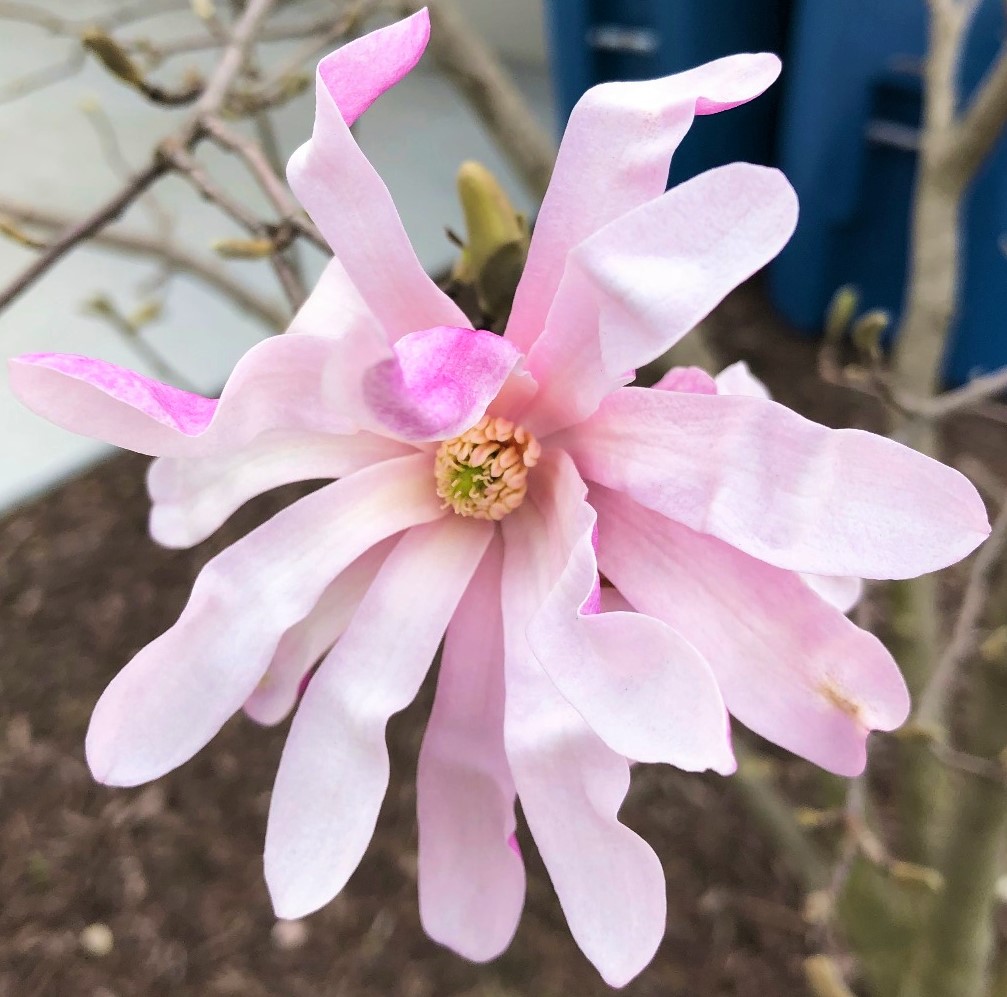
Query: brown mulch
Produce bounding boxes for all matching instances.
[1,283,999,997]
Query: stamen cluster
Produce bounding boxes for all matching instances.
[435,415,541,520]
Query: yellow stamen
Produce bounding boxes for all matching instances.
[435,415,541,520]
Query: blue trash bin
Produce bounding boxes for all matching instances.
[545,0,793,184]
[768,0,1007,385]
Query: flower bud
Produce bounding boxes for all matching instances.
[82,29,145,89]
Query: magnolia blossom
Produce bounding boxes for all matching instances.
[9,11,989,987]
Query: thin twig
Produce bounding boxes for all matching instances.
[916,487,1007,726]
[195,0,279,113]
[0,50,86,107]
[916,364,1007,418]
[0,0,281,311]
[398,0,556,199]
[201,117,327,251]
[0,198,286,330]
[0,157,171,312]
[948,40,1007,179]
[167,145,307,309]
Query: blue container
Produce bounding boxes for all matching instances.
[769,0,1007,385]
[544,0,793,184]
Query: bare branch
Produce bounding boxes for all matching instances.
[0,0,282,311]
[195,0,279,114]
[202,117,327,251]
[167,145,307,309]
[398,0,556,199]
[916,364,1007,418]
[949,41,1007,184]
[0,198,287,331]
[0,50,86,107]
[916,485,1007,726]
[0,157,170,312]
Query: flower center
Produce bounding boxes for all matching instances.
[435,415,541,520]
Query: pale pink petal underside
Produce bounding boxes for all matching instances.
[654,366,718,394]
[525,452,733,772]
[562,388,990,578]
[242,537,397,726]
[148,432,414,548]
[713,359,771,399]
[506,53,781,354]
[523,164,798,436]
[800,573,865,614]
[501,499,667,988]
[288,10,467,340]
[85,454,444,787]
[594,487,909,775]
[417,537,525,962]
[265,517,493,919]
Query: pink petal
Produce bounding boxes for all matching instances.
[714,359,771,399]
[524,452,733,771]
[285,256,391,352]
[654,366,718,394]
[289,12,467,341]
[318,8,430,128]
[148,432,414,548]
[362,326,521,441]
[85,453,444,787]
[242,538,397,726]
[593,486,909,775]
[800,573,864,614]
[712,361,861,611]
[501,500,667,987]
[9,335,353,458]
[265,517,494,919]
[522,165,798,436]
[417,538,525,962]
[506,53,782,355]
[560,388,990,578]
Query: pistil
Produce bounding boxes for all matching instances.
[435,415,541,520]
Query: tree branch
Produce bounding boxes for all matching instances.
[948,40,1007,180]
[398,0,556,199]
[0,157,170,312]
[0,0,282,311]
[0,198,286,330]
[916,484,1007,727]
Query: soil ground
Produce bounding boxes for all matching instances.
[1,282,999,997]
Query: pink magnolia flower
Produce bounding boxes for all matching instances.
[9,11,989,987]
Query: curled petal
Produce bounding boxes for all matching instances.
[362,326,521,441]
[525,452,733,772]
[593,486,909,775]
[524,165,798,436]
[86,454,444,787]
[654,366,718,394]
[507,53,782,354]
[289,10,467,340]
[800,573,865,614]
[561,387,990,578]
[10,335,353,458]
[243,538,397,726]
[714,359,771,399]
[265,517,494,919]
[501,505,666,987]
[149,431,414,548]
[417,537,525,962]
